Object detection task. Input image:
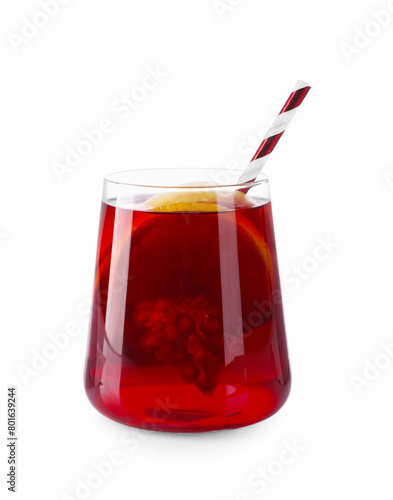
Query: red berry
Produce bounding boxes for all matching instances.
[140,332,161,353]
[155,343,175,364]
[176,313,194,334]
[162,322,179,343]
[199,317,221,335]
[180,359,200,383]
[187,334,205,359]
[196,378,214,395]
[133,301,156,327]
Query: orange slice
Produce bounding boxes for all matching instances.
[142,188,255,213]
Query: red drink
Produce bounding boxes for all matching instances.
[85,174,290,431]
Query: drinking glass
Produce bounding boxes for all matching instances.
[84,168,290,432]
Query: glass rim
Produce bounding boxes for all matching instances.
[104,168,268,190]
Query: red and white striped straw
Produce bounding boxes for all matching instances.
[238,80,311,183]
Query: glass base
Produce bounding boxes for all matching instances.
[85,379,291,433]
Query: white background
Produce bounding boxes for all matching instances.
[1,0,393,499]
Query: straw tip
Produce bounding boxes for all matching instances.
[294,79,311,90]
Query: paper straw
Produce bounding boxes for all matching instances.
[238,80,311,183]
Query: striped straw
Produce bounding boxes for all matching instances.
[238,80,311,183]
